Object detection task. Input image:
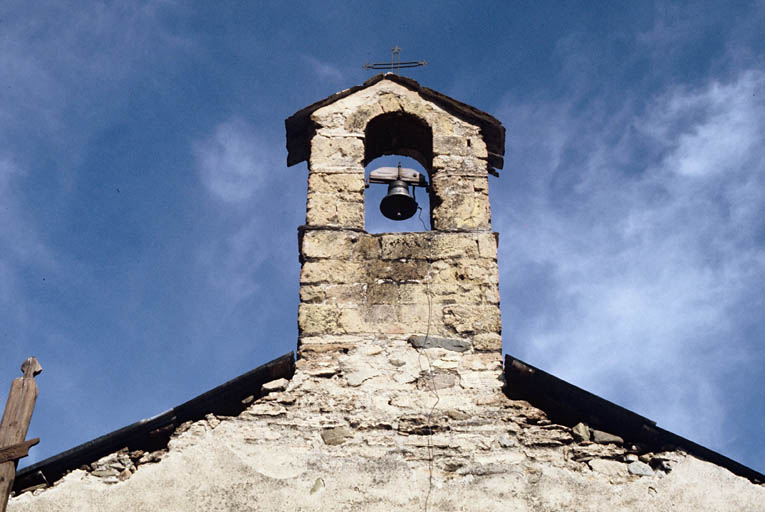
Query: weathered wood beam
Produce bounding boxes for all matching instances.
[0,439,40,465]
[0,357,42,512]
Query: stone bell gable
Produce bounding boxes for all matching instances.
[286,74,506,370]
[285,73,505,231]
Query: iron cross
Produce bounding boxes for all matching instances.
[364,46,427,73]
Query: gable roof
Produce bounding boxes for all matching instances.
[505,355,764,484]
[285,73,506,171]
[13,353,295,494]
[14,351,763,495]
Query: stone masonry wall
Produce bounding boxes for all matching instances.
[305,79,492,231]
[10,354,765,511]
[298,229,502,356]
[298,78,501,379]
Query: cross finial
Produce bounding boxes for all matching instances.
[391,46,402,73]
[363,46,427,74]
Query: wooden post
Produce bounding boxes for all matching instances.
[0,357,42,512]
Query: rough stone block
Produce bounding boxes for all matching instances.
[433,135,470,156]
[378,93,402,113]
[472,333,502,352]
[456,259,499,284]
[431,176,491,231]
[366,281,399,304]
[321,426,354,446]
[379,233,431,260]
[301,230,360,259]
[482,284,500,304]
[354,235,381,260]
[397,303,435,334]
[443,305,501,335]
[431,155,487,176]
[365,304,396,325]
[431,233,480,259]
[592,430,624,445]
[343,104,384,134]
[397,283,429,304]
[408,335,471,352]
[307,172,365,194]
[306,193,364,228]
[428,282,482,304]
[468,137,488,159]
[309,135,364,167]
[338,308,366,334]
[369,259,428,282]
[298,304,340,335]
[299,285,325,303]
[476,233,498,260]
[301,260,365,284]
[460,352,502,370]
[324,284,367,304]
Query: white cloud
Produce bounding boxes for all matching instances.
[496,69,765,449]
[194,119,268,203]
[648,72,763,178]
[197,217,264,304]
[302,55,344,83]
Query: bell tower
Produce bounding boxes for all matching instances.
[286,74,505,385]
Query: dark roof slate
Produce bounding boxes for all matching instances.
[13,353,295,494]
[504,354,764,484]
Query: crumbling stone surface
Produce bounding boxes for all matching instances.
[10,343,765,511]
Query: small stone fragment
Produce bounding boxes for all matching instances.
[321,426,353,446]
[628,461,654,477]
[309,478,325,495]
[408,335,471,352]
[498,433,515,448]
[389,358,406,367]
[345,367,378,387]
[432,359,459,369]
[365,346,383,356]
[417,372,457,390]
[572,422,591,442]
[204,413,220,429]
[588,459,627,477]
[262,378,289,393]
[307,367,338,378]
[591,429,624,445]
[91,469,118,478]
[446,409,469,420]
[137,450,166,465]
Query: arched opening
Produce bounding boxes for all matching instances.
[364,113,433,233]
[364,112,433,173]
[365,155,431,233]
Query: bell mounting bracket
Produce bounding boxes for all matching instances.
[366,165,429,189]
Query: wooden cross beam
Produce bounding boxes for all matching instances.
[0,357,42,512]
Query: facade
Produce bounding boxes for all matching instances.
[8,75,765,511]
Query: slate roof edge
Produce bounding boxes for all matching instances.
[13,352,295,493]
[504,354,764,484]
[285,73,506,171]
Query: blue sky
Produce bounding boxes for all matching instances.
[2,1,763,474]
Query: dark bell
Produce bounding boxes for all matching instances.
[380,180,418,220]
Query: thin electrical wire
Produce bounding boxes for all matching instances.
[415,206,439,512]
